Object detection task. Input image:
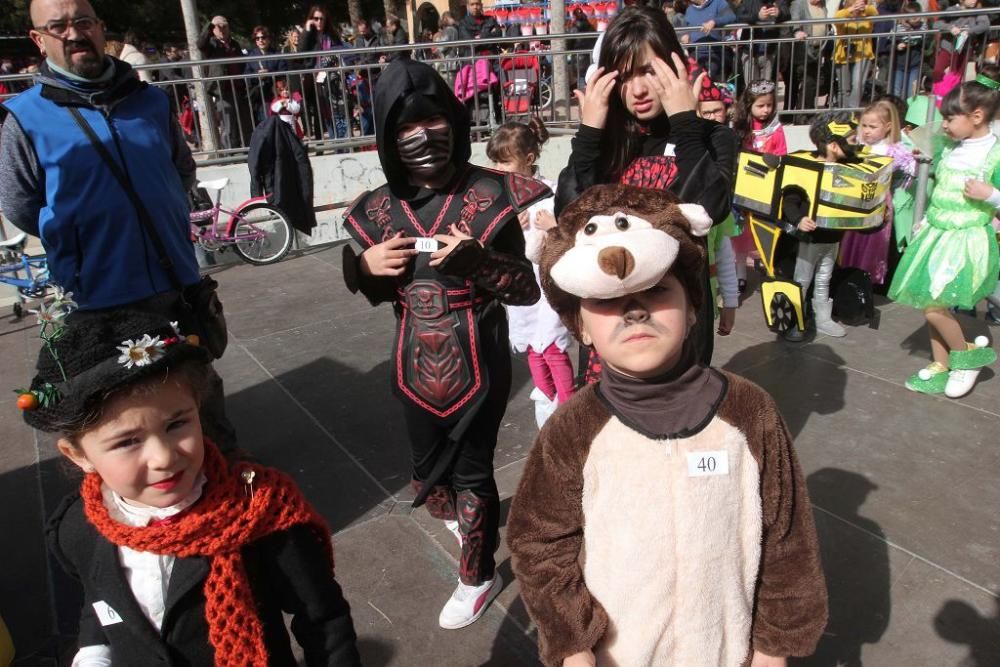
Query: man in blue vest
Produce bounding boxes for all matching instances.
[0,0,235,450]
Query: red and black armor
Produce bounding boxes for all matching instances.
[344,166,549,424]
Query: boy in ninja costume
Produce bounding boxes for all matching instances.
[341,58,549,629]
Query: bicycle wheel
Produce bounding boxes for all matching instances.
[538,81,552,110]
[230,204,293,266]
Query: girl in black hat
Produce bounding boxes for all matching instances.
[20,309,360,666]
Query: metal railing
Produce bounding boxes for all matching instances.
[0,8,997,164]
[674,7,1000,118]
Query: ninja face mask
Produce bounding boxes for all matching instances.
[397,124,454,179]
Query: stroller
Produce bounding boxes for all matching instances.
[454,59,501,127]
[500,52,541,116]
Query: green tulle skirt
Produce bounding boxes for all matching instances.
[888,221,999,309]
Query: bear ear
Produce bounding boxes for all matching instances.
[676,204,712,237]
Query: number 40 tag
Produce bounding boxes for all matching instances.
[686,451,730,477]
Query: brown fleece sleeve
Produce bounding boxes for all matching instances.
[507,387,611,667]
[718,373,828,658]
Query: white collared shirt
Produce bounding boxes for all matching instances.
[71,477,206,667]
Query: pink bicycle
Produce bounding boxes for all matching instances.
[189,178,293,265]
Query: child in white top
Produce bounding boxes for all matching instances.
[487,117,574,426]
[270,78,304,139]
[888,75,1000,398]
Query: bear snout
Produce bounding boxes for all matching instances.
[598,246,635,280]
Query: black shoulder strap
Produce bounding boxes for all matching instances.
[66,106,184,291]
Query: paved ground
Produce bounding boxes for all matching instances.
[1,243,999,666]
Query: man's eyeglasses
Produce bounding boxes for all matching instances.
[33,16,100,37]
[312,15,326,21]
[254,34,270,40]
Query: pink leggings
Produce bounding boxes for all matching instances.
[527,343,575,403]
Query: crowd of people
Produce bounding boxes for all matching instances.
[665,0,1000,120]
[2,0,999,665]
[5,0,998,150]
[66,1,561,149]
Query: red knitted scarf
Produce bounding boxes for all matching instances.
[80,440,334,666]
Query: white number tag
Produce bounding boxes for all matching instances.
[686,451,729,477]
[415,237,439,253]
[92,600,123,626]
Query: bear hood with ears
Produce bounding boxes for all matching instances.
[539,184,711,339]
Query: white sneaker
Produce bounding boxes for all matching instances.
[438,573,503,630]
[945,368,981,398]
[530,387,558,428]
[443,520,462,548]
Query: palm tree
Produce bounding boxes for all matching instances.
[383,0,401,22]
[348,0,363,26]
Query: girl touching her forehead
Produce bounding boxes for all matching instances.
[556,5,738,374]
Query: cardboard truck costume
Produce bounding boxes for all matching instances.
[733,148,894,332]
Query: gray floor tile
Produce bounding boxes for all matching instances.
[859,558,999,666]
[334,515,539,666]
[222,343,393,532]
[740,351,1000,591]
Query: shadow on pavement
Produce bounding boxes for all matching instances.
[0,439,84,664]
[722,342,848,440]
[792,468,890,667]
[485,492,541,666]
[223,354,405,519]
[934,595,1000,666]
[356,637,397,666]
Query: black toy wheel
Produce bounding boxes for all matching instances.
[769,293,797,333]
[17,284,47,299]
[13,302,24,319]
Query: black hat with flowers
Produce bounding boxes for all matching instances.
[17,306,211,433]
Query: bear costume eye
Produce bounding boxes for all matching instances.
[584,222,598,235]
[615,216,630,231]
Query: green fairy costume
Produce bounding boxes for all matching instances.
[888,140,1000,310]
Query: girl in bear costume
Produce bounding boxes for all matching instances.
[506,184,828,667]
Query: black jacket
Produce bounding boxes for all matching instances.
[568,18,597,53]
[47,494,361,666]
[248,116,316,234]
[345,33,380,66]
[196,25,246,94]
[378,26,412,61]
[458,13,502,54]
[780,185,843,244]
[555,112,739,223]
[736,0,793,38]
[301,27,345,67]
[458,13,502,41]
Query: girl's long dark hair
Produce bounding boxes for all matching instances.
[304,4,341,42]
[732,85,776,148]
[598,6,686,182]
